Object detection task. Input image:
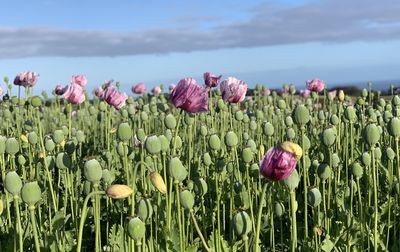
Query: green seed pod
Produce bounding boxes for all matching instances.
[263,122,274,136]
[357,97,365,106]
[61,126,68,136]
[277,99,286,109]
[180,190,195,210]
[102,169,115,184]
[293,105,310,125]
[44,139,56,152]
[171,136,182,150]
[286,128,296,140]
[53,130,65,144]
[235,111,244,121]
[321,128,336,147]
[164,114,176,129]
[330,114,339,125]
[242,148,253,163]
[137,198,153,221]
[274,202,285,217]
[127,217,146,241]
[243,114,250,123]
[232,211,252,237]
[145,135,161,154]
[27,132,38,145]
[117,142,129,157]
[30,96,42,107]
[84,159,103,183]
[307,188,322,207]
[5,137,19,155]
[165,129,172,141]
[117,122,132,142]
[392,95,400,106]
[209,134,221,151]
[203,153,212,166]
[242,132,249,141]
[194,178,208,196]
[362,152,371,166]
[300,134,311,151]
[344,106,357,122]
[363,124,380,146]
[246,139,257,153]
[374,147,382,160]
[225,131,238,147]
[46,156,55,170]
[0,136,6,154]
[56,152,72,170]
[5,171,22,195]
[317,163,331,181]
[168,157,187,182]
[284,169,300,191]
[318,111,325,121]
[217,99,226,110]
[331,153,340,168]
[76,130,85,143]
[140,111,149,121]
[21,182,41,205]
[387,147,395,161]
[249,120,257,131]
[285,116,293,127]
[158,135,170,153]
[352,162,363,179]
[137,128,146,142]
[200,125,208,137]
[17,155,26,166]
[388,117,400,138]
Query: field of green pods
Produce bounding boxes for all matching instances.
[1,73,400,252]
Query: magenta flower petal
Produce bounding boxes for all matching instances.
[55,84,67,96]
[71,74,87,87]
[204,72,222,88]
[220,77,247,103]
[170,77,210,113]
[94,86,105,98]
[14,71,39,87]
[132,83,146,94]
[103,85,128,109]
[64,84,86,104]
[306,79,325,93]
[260,147,297,181]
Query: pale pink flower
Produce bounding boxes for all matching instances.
[220,77,247,103]
[306,79,325,92]
[64,84,86,104]
[71,74,87,87]
[14,71,39,87]
[151,86,162,95]
[132,83,146,94]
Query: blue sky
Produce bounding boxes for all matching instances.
[1,0,400,94]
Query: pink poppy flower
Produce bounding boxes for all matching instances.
[151,86,162,95]
[54,84,67,96]
[132,83,146,94]
[64,84,86,104]
[204,72,222,88]
[170,77,209,113]
[71,74,87,87]
[94,86,104,98]
[329,90,337,98]
[261,89,271,96]
[103,85,128,110]
[220,77,247,103]
[300,89,311,98]
[260,146,298,181]
[306,79,325,93]
[14,71,39,87]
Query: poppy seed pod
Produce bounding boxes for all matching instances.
[27,132,38,145]
[127,217,146,241]
[137,128,146,142]
[208,134,221,151]
[53,130,65,144]
[307,188,322,207]
[164,114,176,129]
[284,169,300,191]
[5,137,19,155]
[5,171,23,195]
[363,124,380,146]
[293,105,310,126]
[145,135,161,154]
[235,111,244,121]
[17,155,26,166]
[278,99,286,109]
[56,152,72,170]
[317,163,331,181]
[84,159,103,183]
[150,171,167,194]
[76,130,85,143]
[30,96,42,107]
[374,147,382,160]
[286,128,296,140]
[203,153,212,166]
[344,107,357,122]
[321,128,336,147]
[351,162,363,179]
[21,182,42,205]
[242,147,253,163]
[362,152,371,166]
[172,136,182,150]
[158,135,170,153]
[274,202,285,217]
[194,178,208,196]
[180,190,194,210]
[200,125,208,137]
[45,139,55,152]
[117,122,132,142]
[168,157,187,182]
[331,153,340,168]
[330,114,339,125]
[392,95,400,106]
[388,117,400,138]
[338,90,345,102]
[300,135,311,152]
[102,169,115,184]
[137,198,153,221]
[387,147,395,161]
[232,211,252,237]
[225,131,238,147]
[246,139,257,153]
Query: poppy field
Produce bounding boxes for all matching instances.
[0,71,399,252]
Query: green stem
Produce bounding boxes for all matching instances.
[255,183,268,252]
[190,210,210,252]
[29,207,41,252]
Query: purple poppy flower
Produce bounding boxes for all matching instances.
[132,83,146,94]
[103,85,128,110]
[71,74,87,87]
[64,84,85,104]
[220,77,247,103]
[306,79,325,93]
[260,147,298,181]
[204,72,222,88]
[14,71,39,87]
[152,86,162,95]
[94,87,105,98]
[54,84,67,96]
[170,77,210,113]
[300,89,311,98]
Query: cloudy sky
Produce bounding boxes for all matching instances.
[1,0,400,94]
